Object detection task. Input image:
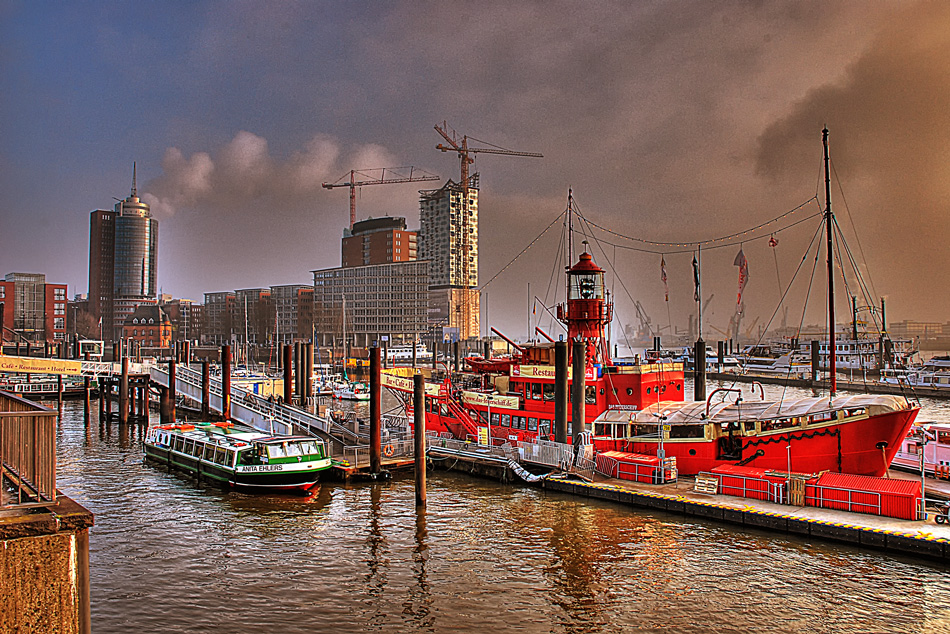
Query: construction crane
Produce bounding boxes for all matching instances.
[322,166,440,229]
[433,122,543,335]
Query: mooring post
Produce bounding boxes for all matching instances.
[168,359,177,423]
[142,382,150,420]
[718,340,725,373]
[454,340,460,373]
[159,386,169,424]
[221,344,231,421]
[370,346,382,474]
[57,374,63,413]
[693,338,706,401]
[84,376,91,425]
[119,358,129,424]
[554,340,568,444]
[282,344,292,404]
[414,372,426,507]
[293,342,302,405]
[811,340,820,383]
[201,360,210,418]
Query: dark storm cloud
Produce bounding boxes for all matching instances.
[3,0,946,335]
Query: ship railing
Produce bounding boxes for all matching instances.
[806,485,882,516]
[705,471,787,504]
[426,433,511,463]
[0,391,57,509]
[518,438,578,472]
[342,438,417,467]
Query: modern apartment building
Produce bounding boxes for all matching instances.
[0,273,68,342]
[342,217,417,268]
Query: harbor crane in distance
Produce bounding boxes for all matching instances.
[322,166,440,229]
[433,122,543,333]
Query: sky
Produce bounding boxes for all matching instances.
[2,1,949,343]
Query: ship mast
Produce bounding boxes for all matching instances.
[823,128,836,396]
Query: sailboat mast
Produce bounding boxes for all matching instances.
[823,127,836,396]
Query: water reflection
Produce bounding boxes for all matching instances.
[45,400,950,633]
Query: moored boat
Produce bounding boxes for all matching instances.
[890,422,950,477]
[143,422,335,492]
[332,380,370,401]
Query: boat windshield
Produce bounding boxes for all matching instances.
[266,440,323,459]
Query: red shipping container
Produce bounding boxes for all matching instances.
[599,451,661,483]
[809,472,921,521]
[712,465,788,502]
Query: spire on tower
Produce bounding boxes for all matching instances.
[131,162,137,197]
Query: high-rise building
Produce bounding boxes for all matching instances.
[87,165,158,341]
[202,292,235,345]
[342,217,417,268]
[270,284,311,344]
[0,273,67,342]
[419,179,480,340]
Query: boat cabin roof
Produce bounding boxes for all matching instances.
[593,394,911,426]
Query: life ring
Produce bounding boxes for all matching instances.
[383,444,395,458]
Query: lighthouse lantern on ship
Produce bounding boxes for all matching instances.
[557,248,613,366]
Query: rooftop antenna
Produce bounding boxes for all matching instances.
[131,162,137,197]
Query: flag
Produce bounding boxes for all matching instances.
[660,256,669,302]
[768,235,778,248]
[97,316,102,327]
[735,247,749,310]
[692,254,700,302]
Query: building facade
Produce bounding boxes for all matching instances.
[233,288,271,345]
[202,292,235,345]
[87,166,158,341]
[122,303,172,349]
[342,217,417,268]
[311,260,429,348]
[419,180,480,340]
[270,284,312,344]
[0,273,67,342]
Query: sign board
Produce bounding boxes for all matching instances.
[379,371,441,396]
[510,364,595,380]
[461,391,519,409]
[381,336,389,342]
[442,327,459,343]
[478,426,489,446]
[0,356,83,376]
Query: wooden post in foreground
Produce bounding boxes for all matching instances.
[414,373,426,507]
[370,347,381,474]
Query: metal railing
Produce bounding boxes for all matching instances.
[0,391,58,508]
[343,438,417,467]
[703,471,786,504]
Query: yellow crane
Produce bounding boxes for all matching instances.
[322,166,440,229]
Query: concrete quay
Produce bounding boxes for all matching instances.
[427,449,950,565]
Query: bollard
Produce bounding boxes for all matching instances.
[554,340,569,443]
[414,373,426,506]
[370,347,381,474]
[57,374,63,413]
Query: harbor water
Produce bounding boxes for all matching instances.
[54,390,950,633]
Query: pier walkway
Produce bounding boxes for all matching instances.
[148,364,361,445]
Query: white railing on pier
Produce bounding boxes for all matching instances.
[149,364,359,442]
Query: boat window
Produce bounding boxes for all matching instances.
[491,412,500,426]
[743,422,756,433]
[528,417,538,431]
[173,437,185,452]
[500,414,511,428]
[478,411,489,425]
[531,383,542,400]
[224,449,236,466]
[184,439,197,455]
[631,424,658,437]
[515,416,527,430]
[543,383,555,401]
[585,386,596,404]
[668,424,704,439]
[214,447,227,464]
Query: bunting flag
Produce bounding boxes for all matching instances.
[769,235,778,248]
[660,255,669,302]
[735,247,749,311]
[692,254,700,302]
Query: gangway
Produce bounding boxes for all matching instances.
[149,364,362,444]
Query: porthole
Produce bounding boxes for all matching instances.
[627,388,634,396]
[689,449,697,456]
[646,387,652,395]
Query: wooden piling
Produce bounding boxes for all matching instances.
[168,359,177,423]
[57,374,63,412]
[84,376,91,424]
[304,342,313,408]
[201,361,211,418]
[159,386,169,424]
[119,358,129,424]
[554,340,568,444]
[221,344,231,421]
[571,338,585,441]
[693,338,706,401]
[414,373,426,507]
[370,347,381,474]
[282,344,292,404]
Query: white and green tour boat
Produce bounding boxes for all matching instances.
[144,422,336,492]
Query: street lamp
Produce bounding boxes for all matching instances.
[654,410,670,460]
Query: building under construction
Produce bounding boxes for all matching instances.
[419,179,480,342]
